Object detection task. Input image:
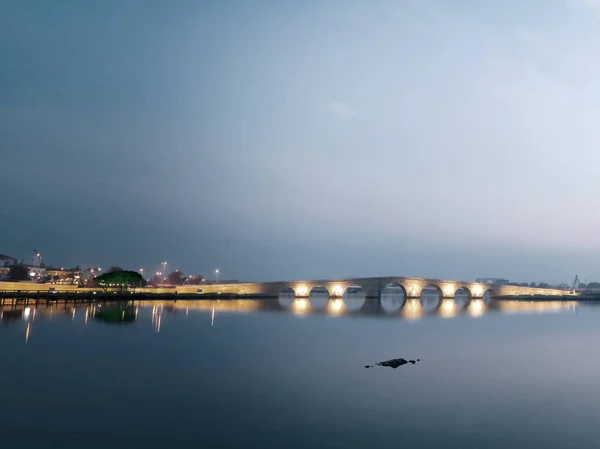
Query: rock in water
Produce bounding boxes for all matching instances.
[367,358,420,369]
[377,358,408,369]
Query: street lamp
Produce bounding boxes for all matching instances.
[215,269,220,285]
[162,261,167,275]
[32,251,42,279]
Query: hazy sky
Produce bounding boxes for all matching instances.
[2,0,600,283]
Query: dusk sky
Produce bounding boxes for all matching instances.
[2,0,600,284]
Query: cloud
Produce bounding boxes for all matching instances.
[328,100,355,119]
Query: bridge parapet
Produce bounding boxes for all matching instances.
[0,279,570,299]
[172,277,570,299]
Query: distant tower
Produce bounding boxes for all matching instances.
[573,275,580,289]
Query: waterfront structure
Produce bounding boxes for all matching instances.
[177,276,569,299]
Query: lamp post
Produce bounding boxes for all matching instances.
[215,269,220,285]
[32,251,42,280]
[162,261,167,276]
[139,268,144,288]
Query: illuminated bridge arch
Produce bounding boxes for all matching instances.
[420,284,443,311]
[380,283,407,313]
[309,286,330,309]
[453,286,472,308]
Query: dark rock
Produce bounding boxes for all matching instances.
[369,358,420,369]
[377,358,408,369]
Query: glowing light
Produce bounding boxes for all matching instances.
[401,298,423,321]
[332,285,343,297]
[467,299,485,318]
[291,298,310,315]
[328,298,344,315]
[296,285,309,297]
[444,285,456,297]
[439,299,458,319]
[498,300,578,315]
[23,307,31,318]
[472,284,483,297]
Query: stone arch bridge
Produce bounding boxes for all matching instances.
[178,276,569,300]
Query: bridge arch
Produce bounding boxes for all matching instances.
[453,286,472,308]
[420,284,443,311]
[380,282,406,313]
[482,289,493,306]
[309,286,330,309]
[342,285,366,312]
[278,287,295,308]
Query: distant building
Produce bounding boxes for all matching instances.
[0,254,81,284]
[0,254,17,267]
[0,254,18,278]
[476,277,510,285]
[45,267,82,285]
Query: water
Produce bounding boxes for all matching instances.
[0,297,599,448]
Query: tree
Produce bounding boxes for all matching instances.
[165,270,184,285]
[6,265,30,281]
[93,270,143,292]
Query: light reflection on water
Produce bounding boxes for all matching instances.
[0,298,582,341]
[0,297,597,449]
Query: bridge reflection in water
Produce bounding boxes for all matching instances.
[0,297,583,343]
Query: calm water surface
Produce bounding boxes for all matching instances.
[1,296,599,448]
